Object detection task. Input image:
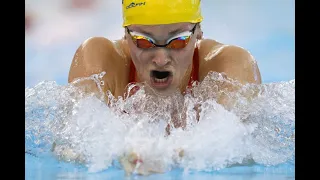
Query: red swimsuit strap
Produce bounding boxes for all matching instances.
[128,58,137,84]
[129,47,199,86]
[188,47,199,88]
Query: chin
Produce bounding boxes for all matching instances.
[144,82,179,97]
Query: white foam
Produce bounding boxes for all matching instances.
[25,73,295,173]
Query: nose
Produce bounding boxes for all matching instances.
[151,49,171,67]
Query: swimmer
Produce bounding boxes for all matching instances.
[68,0,261,108]
[64,0,262,175]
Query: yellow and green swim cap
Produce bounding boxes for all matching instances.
[122,0,203,27]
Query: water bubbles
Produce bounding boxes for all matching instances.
[98,71,106,79]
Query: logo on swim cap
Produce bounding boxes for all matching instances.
[126,2,146,9]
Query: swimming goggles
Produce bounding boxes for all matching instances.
[126,24,197,49]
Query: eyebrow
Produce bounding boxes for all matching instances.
[133,27,190,38]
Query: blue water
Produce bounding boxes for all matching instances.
[26,153,294,180]
[25,76,295,180]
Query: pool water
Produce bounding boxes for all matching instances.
[26,153,294,180]
[25,74,295,180]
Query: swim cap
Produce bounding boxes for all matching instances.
[122,0,203,27]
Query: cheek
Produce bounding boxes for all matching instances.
[129,48,152,78]
[128,38,145,64]
[129,46,144,64]
[173,50,194,69]
[131,51,150,68]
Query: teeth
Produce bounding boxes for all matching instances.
[154,77,168,83]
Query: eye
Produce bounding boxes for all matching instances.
[166,31,192,44]
[130,31,156,43]
[136,39,155,48]
[167,38,190,49]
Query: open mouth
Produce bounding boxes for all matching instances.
[150,70,173,88]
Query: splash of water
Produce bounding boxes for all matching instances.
[25,72,295,173]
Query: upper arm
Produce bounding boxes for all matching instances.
[68,37,119,98]
[198,40,262,108]
[199,40,262,85]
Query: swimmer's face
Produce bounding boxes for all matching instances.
[125,22,201,96]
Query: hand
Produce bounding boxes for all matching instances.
[119,152,166,176]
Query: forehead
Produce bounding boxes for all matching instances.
[128,22,193,37]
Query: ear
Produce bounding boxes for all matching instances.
[196,29,203,40]
[123,28,127,40]
[195,24,203,40]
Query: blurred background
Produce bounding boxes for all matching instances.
[25,0,295,88]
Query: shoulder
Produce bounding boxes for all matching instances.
[75,37,126,65]
[68,37,130,97]
[197,39,261,84]
[69,37,128,80]
[198,39,254,65]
